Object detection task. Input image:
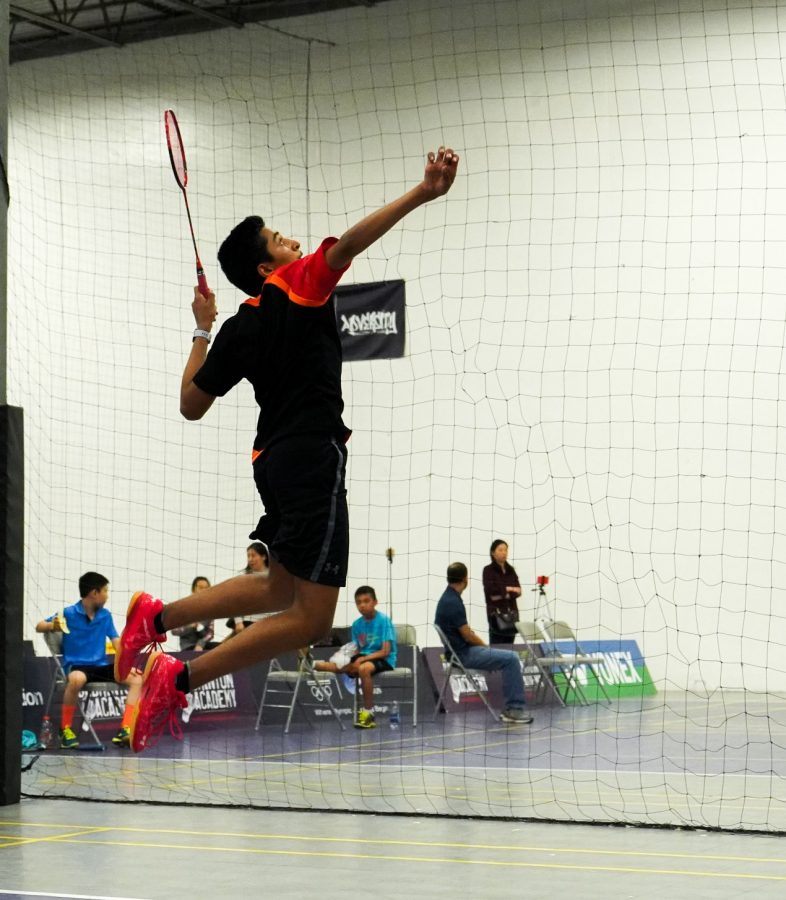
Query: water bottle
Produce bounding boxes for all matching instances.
[39,714,54,749]
[389,700,400,731]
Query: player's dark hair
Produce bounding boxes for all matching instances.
[490,539,508,558]
[355,585,377,601]
[218,215,274,296]
[191,576,210,592]
[446,562,468,585]
[79,571,108,598]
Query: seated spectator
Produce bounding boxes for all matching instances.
[435,562,532,725]
[482,539,522,645]
[226,543,270,636]
[171,576,215,651]
[314,585,397,729]
[35,571,142,748]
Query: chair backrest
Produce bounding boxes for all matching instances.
[43,630,64,657]
[395,623,417,647]
[549,620,576,640]
[433,623,455,654]
[516,620,544,643]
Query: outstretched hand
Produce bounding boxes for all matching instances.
[422,146,460,199]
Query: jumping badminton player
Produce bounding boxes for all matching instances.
[117,146,460,751]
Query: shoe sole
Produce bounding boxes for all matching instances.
[114,591,147,683]
[500,716,534,725]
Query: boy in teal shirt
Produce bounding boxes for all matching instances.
[315,585,396,728]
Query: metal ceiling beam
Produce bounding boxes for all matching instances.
[9,0,392,62]
[10,3,122,46]
[162,0,242,29]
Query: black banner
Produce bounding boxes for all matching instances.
[335,280,405,361]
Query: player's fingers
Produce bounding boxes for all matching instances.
[427,151,435,163]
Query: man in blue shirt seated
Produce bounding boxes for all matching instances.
[434,562,533,724]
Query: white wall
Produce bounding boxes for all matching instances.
[9,0,786,690]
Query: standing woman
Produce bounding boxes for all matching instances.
[482,539,522,645]
[227,543,270,635]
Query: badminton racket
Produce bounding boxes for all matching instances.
[164,109,209,296]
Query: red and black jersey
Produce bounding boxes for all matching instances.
[193,237,351,454]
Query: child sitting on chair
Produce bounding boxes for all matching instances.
[314,585,396,729]
[36,572,142,748]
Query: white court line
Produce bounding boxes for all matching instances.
[30,754,786,779]
[0,892,148,900]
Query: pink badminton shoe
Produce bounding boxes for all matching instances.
[130,651,188,753]
[114,591,165,682]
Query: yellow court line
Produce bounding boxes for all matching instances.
[38,836,786,881]
[2,821,786,866]
[0,826,113,850]
[19,769,786,820]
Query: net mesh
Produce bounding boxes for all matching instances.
[8,0,786,831]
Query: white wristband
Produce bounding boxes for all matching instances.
[193,329,212,344]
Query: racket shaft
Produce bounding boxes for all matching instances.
[183,191,210,294]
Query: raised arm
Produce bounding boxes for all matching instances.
[180,286,218,420]
[324,146,459,271]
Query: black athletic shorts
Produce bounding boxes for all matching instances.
[68,663,117,683]
[350,655,394,675]
[251,434,349,587]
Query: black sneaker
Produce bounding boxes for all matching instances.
[500,708,534,724]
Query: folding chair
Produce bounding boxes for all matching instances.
[534,618,612,705]
[432,624,499,721]
[41,631,115,749]
[515,621,571,707]
[351,623,420,727]
[255,650,346,733]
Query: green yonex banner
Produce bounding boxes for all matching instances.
[547,639,657,703]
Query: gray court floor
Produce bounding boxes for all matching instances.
[2,798,786,899]
[18,693,786,830]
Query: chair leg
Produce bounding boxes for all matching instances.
[537,660,567,707]
[465,670,499,721]
[300,658,346,732]
[562,664,590,705]
[589,663,613,702]
[433,664,452,719]
[284,670,304,734]
[78,693,105,748]
[255,665,274,731]
[412,655,418,728]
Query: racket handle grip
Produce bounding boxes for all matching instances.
[196,265,210,297]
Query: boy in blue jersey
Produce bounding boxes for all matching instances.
[36,572,142,748]
[315,585,396,728]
